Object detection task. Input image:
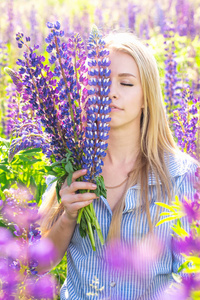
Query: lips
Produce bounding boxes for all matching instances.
[110,104,123,110]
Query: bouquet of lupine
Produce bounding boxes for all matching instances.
[5,22,111,251]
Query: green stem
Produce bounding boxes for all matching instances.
[94,218,104,246]
[77,207,84,224]
[89,203,104,245]
[85,205,95,222]
[84,211,96,251]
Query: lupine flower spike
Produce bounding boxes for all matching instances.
[77,25,111,249]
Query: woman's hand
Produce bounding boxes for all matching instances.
[59,169,97,221]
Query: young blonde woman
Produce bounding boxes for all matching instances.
[39,32,197,300]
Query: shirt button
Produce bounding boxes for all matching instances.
[110,281,116,287]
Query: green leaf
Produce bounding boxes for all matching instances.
[46,171,58,176]
[0,137,10,148]
[156,216,181,227]
[0,164,9,172]
[0,189,6,200]
[16,156,41,163]
[171,225,189,237]
[49,177,58,185]
[52,166,64,174]
[50,161,61,167]
[184,255,200,265]
[177,261,190,273]
[65,161,73,173]
[159,212,173,216]
[0,173,7,185]
[56,183,61,203]
[67,173,73,186]
[94,186,100,197]
[155,202,176,212]
[19,148,42,155]
[0,217,7,228]
[29,176,37,188]
[44,166,53,171]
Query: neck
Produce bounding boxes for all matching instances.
[105,126,141,166]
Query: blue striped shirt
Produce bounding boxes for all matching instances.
[51,152,197,300]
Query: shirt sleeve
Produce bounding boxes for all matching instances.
[41,175,56,202]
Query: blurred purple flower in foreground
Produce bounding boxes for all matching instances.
[160,274,200,300]
[0,187,58,299]
[173,88,198,158]
[105,234,163,277]
[25,274,58,299]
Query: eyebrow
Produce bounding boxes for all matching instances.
[118,73,136,78]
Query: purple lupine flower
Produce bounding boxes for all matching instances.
[175,0,196,39]
[4,67,23,93]
[5,0,14,43]
[0,257,19,299]
[127,3,138,31]
[25,274,58,299]
[173,234,200,255]
[0,41,8,77]
[29,6,39,46]
[0,41,9,135]
[3,86,19,137]
[139,20,150,40]
[172,88,198,157]
[94,8,104,28]
[9,22,89,163]
[182,275,200,298]
[28,238,57,274]
[10,33,67,160]
[0,187,59,298]
[2,188,40,232]
[72,10,90,42]
[154,2,165,33]
[82,25,111,181]
[163,22,182,114]
[161,274,200,300]
[8,120,51,162]
[0,227,13,247]
[2,77,34,138]
[182,199,200,223]
[105,235,163,277]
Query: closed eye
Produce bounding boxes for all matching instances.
[120,83,133,86]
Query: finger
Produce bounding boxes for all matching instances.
[62,192,97,204]
[72,169,88,182]
[69,199,94,212]
[67,181,97,193]
[62,169,87,189]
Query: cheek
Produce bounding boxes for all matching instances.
[141,97,144,108]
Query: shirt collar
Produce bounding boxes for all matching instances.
[129,151,195,189]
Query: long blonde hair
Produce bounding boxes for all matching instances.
[39,32,178,240]
[105,32,178,240]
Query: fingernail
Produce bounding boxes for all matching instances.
[82,169,87,173]
[92,184,97,188]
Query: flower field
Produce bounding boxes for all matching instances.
[0,0,200,299]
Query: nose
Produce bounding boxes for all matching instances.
[108,81,118,100]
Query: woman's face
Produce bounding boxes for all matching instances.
[108,50,144,131]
